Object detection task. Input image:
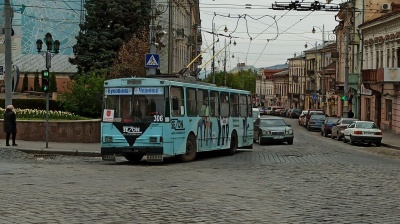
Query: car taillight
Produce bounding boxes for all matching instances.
[375,132,382,135]
[160,136,163,142]
[309,121,314,124]
[354,131,362,134]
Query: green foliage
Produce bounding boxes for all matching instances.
[70,0,151,74]
[34,72,41,92]
[59,70,106,118]
[0,99,64,111]
[22,73,28,92]
[203,70,257,95]
[0,107,84,120]
[49,72,58,93]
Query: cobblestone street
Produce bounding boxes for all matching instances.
[1,118,400,223]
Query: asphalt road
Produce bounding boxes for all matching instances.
[1,116,400,223]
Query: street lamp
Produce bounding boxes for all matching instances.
[212,23,228,84]
[305,41,318,108]
[312,25,326,112]
[36,32,60,148]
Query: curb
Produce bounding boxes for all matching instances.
[16,148,102,157]
[381,143,400,150]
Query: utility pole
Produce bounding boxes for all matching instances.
[147,0,157,76]
[168,0,173,75]
[343,18,350,118]
[314,41,317,108]
[321,25,326,112]
[4,0,12,107]
[194,23,199,77]
[212,23,215,84]
[223,38,227,86]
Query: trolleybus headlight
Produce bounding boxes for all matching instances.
[105,136,113,142]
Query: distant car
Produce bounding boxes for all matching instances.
[252,108,261,122]
[306,114,326,131]
[258,107,267,115]
[289,109,302,119]
[343,121,382,146]
[280,109,289,117]
[272,107,285,115]
[305,109,325,127]
[331,118,358,140]
[254,117,294,145]
[298,110,308,126]
[320,117,340,137]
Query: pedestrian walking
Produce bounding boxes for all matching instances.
[3,105,17,146]
[348,110,354,118]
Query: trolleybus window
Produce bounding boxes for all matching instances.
[197,89,209,117]
[247,95,252,117]
[186,88,197,117]
[210,91,219,117]
[220,92,230,117]
[171,86,184,116]
[132,87,165,123]
[240,94,247,117]
[230,93,239,117]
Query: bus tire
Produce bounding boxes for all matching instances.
[179,134,197,162]
[124,153,143,162]
[227,131,238,155]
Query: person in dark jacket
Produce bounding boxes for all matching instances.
[348,110,354,118]
[3,105,17,146]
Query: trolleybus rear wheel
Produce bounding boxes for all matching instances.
[179,134,197,162]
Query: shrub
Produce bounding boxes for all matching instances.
[34,71,41,91]
[49,72,58,93]
[22,73,28,92]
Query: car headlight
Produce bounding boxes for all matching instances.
[262,130,271,135]
[287,129,293,135]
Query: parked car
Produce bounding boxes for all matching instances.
[298,110,308,126]
[254,117,294,145]
[331,118,358,140]
[289,109,302,119]
[285,109,293,117]
[266,106,283,115]
[343,121,382,146]
[280,109,289,117]
[306,114,326,131]
[252,108,261,123]
[258,107,267,115]
[274,108,285,116]
[321,117,340,137]
[305,109,325,127]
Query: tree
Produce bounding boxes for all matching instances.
[59,70,106,118]
[203,70,256,95]
[69,0,151,74]
[22,73,28,92]
[49,72,58,93]
[34,72,40,92]
[109,28,150,78]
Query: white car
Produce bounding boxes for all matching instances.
[342,121,382,146]
[298,110,308,126]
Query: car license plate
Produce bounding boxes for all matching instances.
[364,132,374,135]
[273,136,283,139]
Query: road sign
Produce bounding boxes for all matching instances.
[145,54,160,68]
[312,94,318,100]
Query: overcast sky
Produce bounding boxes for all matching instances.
[199,0,342,73]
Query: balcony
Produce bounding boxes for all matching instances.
[307,70,315,75]
[288,93,300,98]
[361,68,383,82]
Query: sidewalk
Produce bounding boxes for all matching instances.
[1,130,399,157]
[1,140,101,157]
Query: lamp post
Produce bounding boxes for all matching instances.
[224,39,236,86]
[304,41,318,108]
[212,23,228,84]
[312,25,326,112]
[36,32,60,148]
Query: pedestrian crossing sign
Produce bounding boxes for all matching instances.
[145,54,160,68]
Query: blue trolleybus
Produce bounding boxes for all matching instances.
[101,77,253,162]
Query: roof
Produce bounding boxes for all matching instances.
[265,64,288,69]
[359,9,400,28]
[273,70,289,77]
[229,65,260,73]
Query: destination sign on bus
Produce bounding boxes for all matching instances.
[105,88,132,95]
[134,87,164,95]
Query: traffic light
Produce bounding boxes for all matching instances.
[42,70,49,93]
[341,95,348,101]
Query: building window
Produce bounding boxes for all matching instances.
[387,49,390,68]
[380,50,383,68]
[386,99,392,121]
[376,51,379,69]
[392,48,395,68]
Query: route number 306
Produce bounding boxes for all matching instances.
[154,115,164,122]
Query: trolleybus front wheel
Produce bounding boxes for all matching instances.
[179,134,197,162]
[227,131,238,155]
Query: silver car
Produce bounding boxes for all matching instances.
[254,117,294,145]
[331,118,358,141]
